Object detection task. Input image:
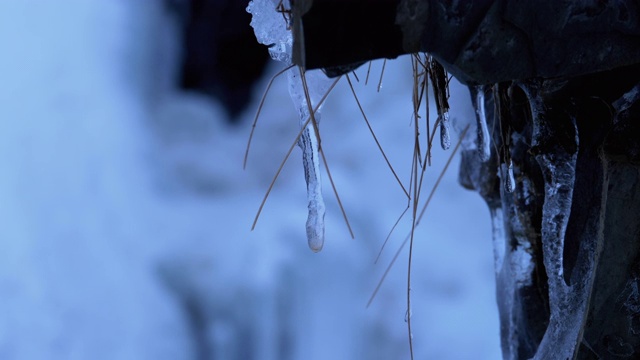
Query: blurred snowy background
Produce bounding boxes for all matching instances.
[0,1,500,359]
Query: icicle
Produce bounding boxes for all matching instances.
[248,1,333,252]
[299,123,325,252]
[440,112,451,150]
[489,207,506,273]
[476,87,491,161]
[505,160,515,193]
[287,69,333,252]
[428,57,451,150]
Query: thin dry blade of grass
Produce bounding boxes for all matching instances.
[244,64,294,169]
[345,74,410,199]
[365,61,373,85]
[374,206,409,264]
[377,59,387,92]
[367,125,470,308]
[318,147,355,239]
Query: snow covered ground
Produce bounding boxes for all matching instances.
[0,1,500,359]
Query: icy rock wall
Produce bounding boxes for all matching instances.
[462,68,640,358]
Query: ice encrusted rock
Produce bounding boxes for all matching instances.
[505,160,515,193]
[523,84,596,360]
[247,0,292,63]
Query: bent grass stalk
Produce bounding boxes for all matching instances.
[244,64,294,169]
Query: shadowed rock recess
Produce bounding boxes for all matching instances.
[291,0,640,358]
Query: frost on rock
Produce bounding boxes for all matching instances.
[248,0,332,252]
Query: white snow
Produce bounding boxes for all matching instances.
[0,2,501,360]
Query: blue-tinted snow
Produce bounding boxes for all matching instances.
[0,2,500,359]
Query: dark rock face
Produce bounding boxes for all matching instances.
[291,0,405,72]
[291,0,640,358]
[168,0,270,120]
[294,0,640,85]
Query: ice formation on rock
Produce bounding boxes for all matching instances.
[247,0,292,64]
[505,160,515,193]
[287,69,334,252]
[475,86,491,161]
[523,83,596,360]
[248,0,332,251]
[461,81,604,358]
[439,112,451,150]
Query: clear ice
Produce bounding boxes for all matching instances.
[287,69,334,252]
[505,160,515,193]
[475,87,491,161]
[248,0,331,252]
[524,87,593,360]
[534,139,580,359]
[440,112,451,150]
[298,119,325,252]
